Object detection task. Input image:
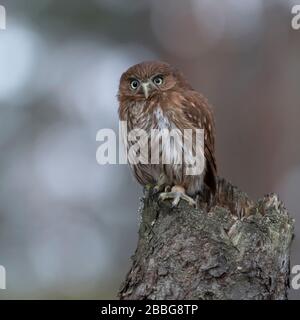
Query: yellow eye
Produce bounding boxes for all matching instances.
[130,79,139,90]
[153,75,163,86]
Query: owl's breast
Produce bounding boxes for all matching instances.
[127,101,151,131]
[152,106,172,130]
[151,105,185,169]
[128,101,174,133]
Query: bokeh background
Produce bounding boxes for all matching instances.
[0,0,299,299]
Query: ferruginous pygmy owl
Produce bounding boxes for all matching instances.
[118,61,217,207]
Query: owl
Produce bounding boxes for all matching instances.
[118,61,217,207]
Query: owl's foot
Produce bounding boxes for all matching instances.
[153,184,171,194]
[153,174,170,194]
[159,186,196,208]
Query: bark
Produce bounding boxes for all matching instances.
[119,178,295,300]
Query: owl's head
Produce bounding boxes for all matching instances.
[118,61,191,100]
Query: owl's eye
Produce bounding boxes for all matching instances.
[130,79,140,90]
[153,75,163,86]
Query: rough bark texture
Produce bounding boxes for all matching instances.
[119,178,295,300]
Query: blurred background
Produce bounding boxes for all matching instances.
[0,0,299,299]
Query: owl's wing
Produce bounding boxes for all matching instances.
[181,91,217,194]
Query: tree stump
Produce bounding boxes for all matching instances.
[119,178,295,300]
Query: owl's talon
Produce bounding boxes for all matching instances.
[165,185,171,192]
[153,174,169,194]
[159,191,196,208]
[153,184,171,194]
[171,196,180,208]
[153,185,162,194]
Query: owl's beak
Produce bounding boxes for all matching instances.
[141,82,151,99]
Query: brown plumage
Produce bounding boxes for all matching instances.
[118,61,217,207]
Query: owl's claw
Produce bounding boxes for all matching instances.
[164,185,171,192]
[158,186,196,208]
[153,185,163,194]
[153,174,169,194]
[153,184,171,194]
